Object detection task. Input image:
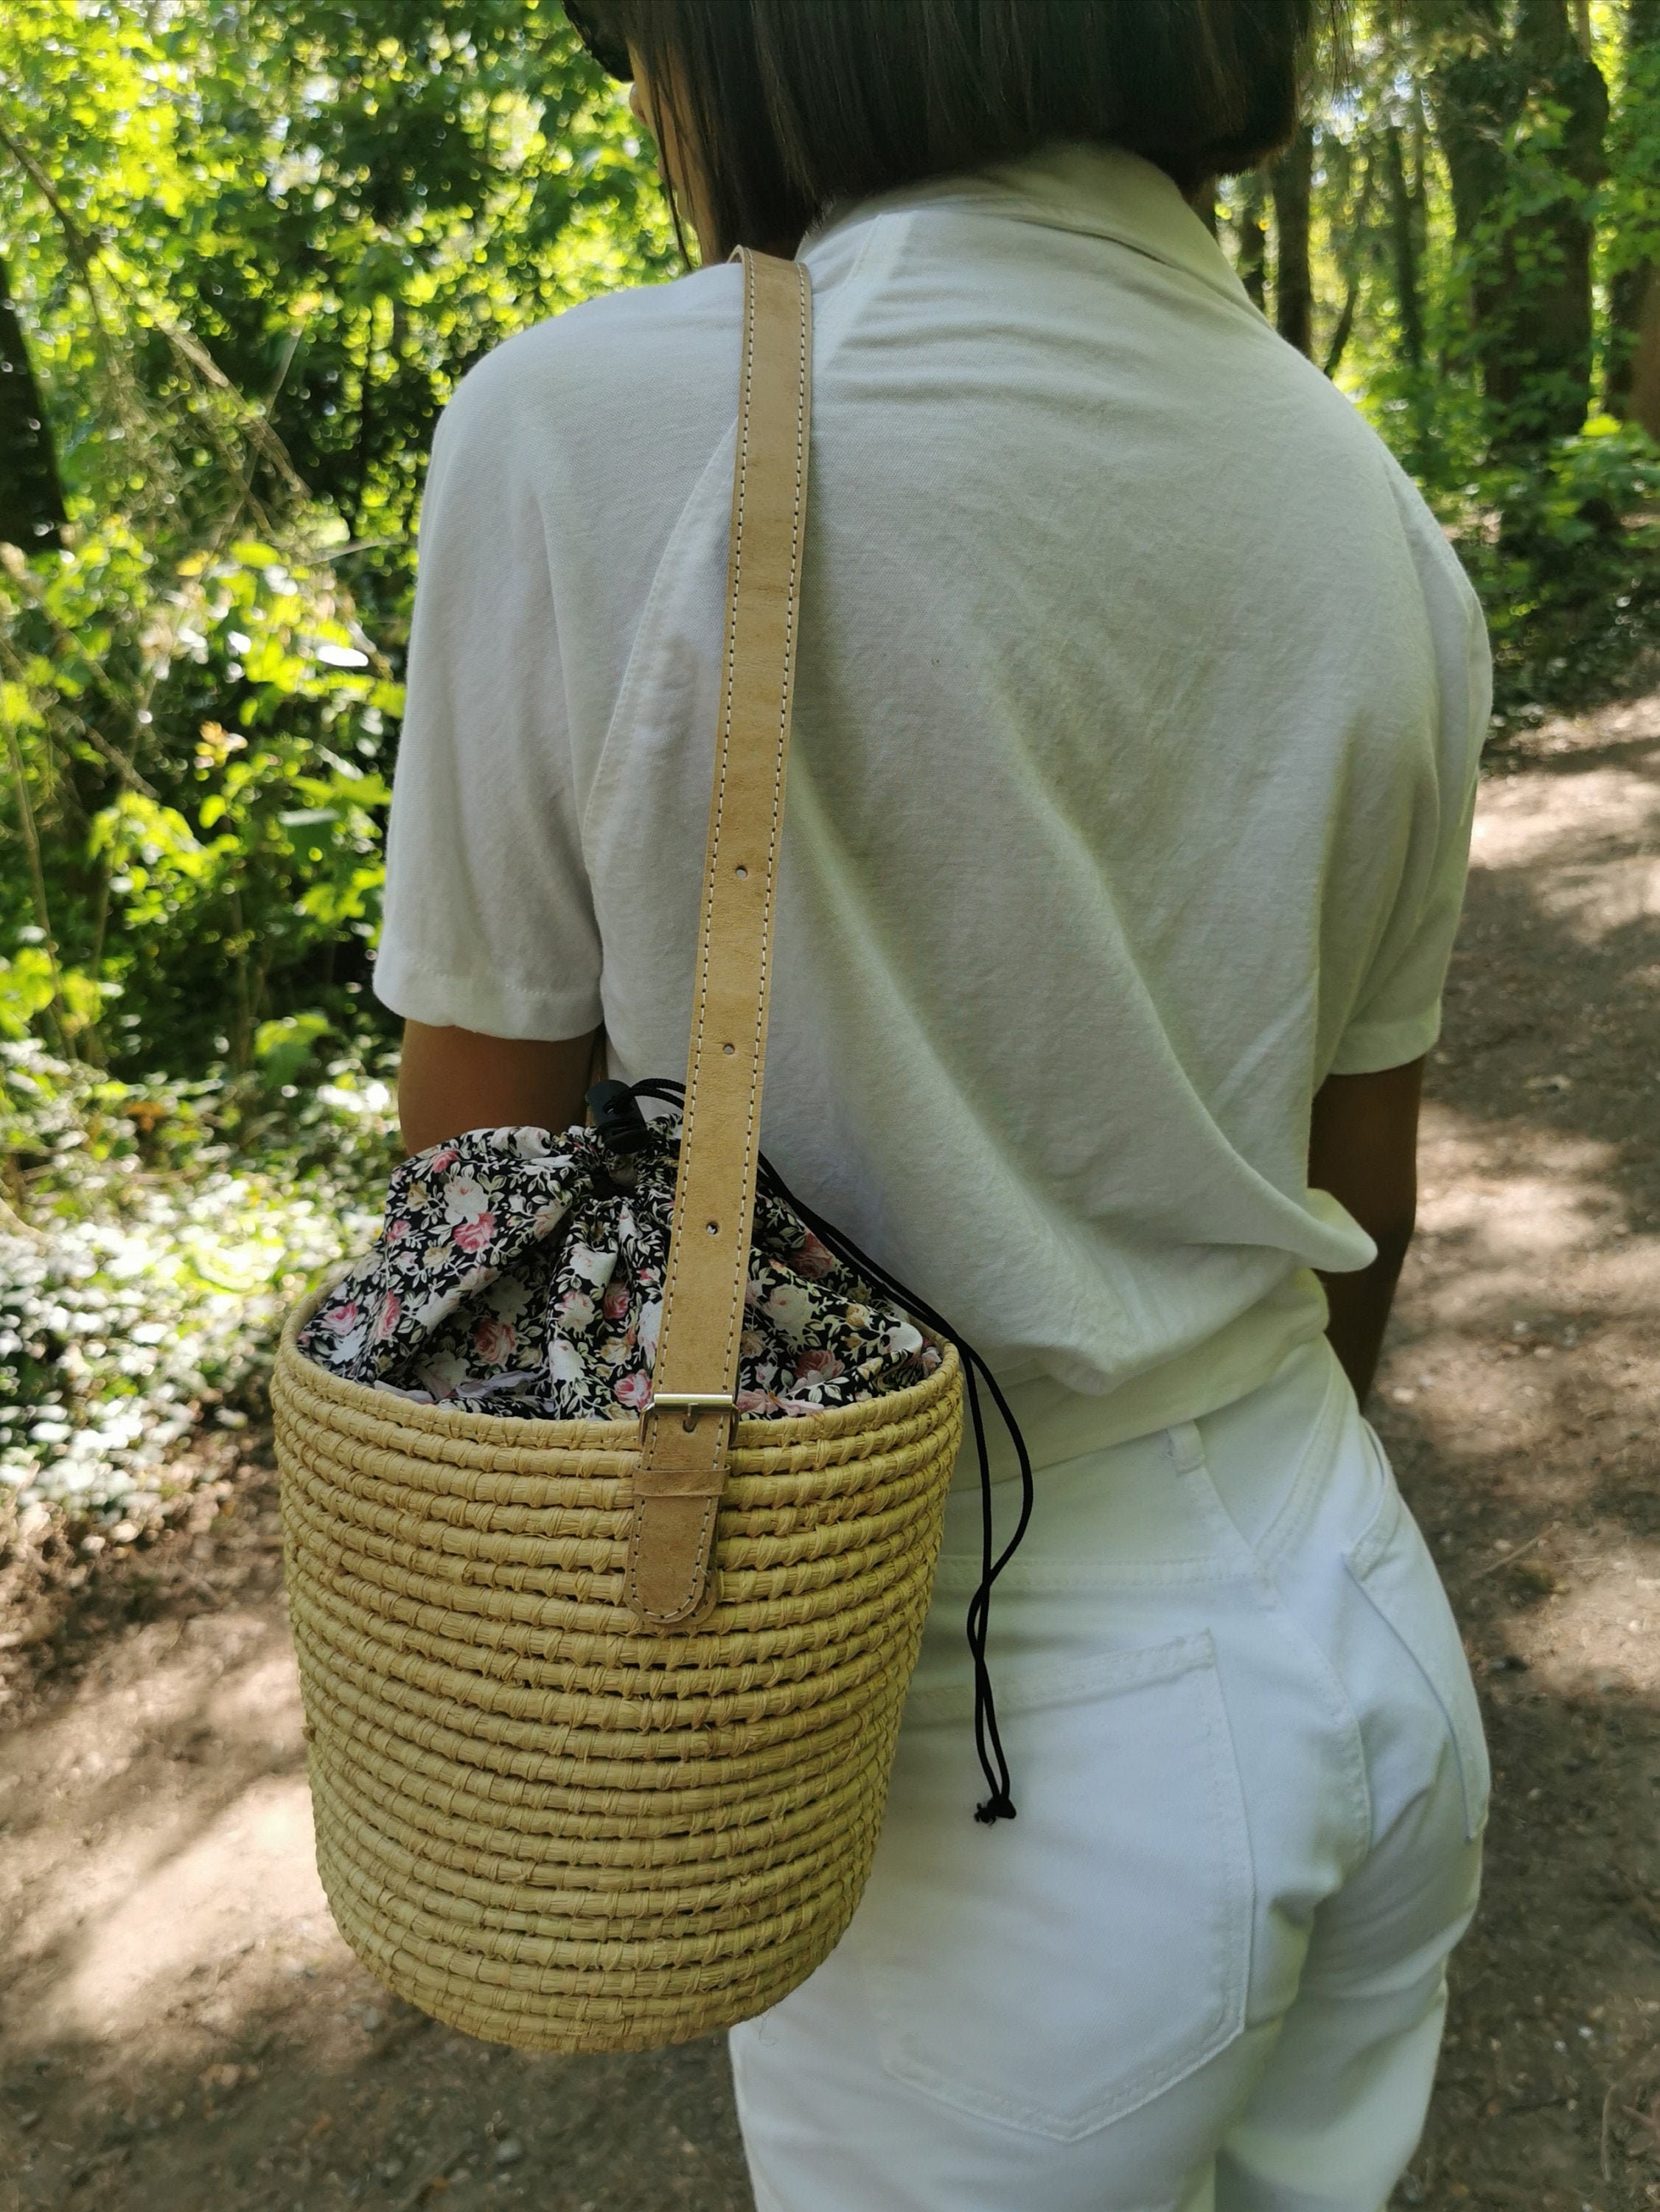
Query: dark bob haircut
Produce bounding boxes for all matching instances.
[581,1,1331,260]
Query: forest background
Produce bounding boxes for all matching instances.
[1,0,1657,1527]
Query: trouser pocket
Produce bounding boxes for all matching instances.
[848,1630,1253,2143]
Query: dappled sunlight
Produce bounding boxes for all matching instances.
[1408,1148,1660,1697]
[43,1773,328,2045]
[1468,754,1660,947]
[1358,705,1660,2208]
[1520,1562,1660,1700]
[1418,1108,1628,1257]
[0,1483,749,2211]
[0,1603,354,2066]
[1469,759,1660,872]
[1387,703,1660,1517]
[1412,1102,1651,1315]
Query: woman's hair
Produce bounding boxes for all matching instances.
[591,1,1333,259]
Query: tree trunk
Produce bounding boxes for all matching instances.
[1432,39,1515,371]
[1322,150,1374,380]
[1609,265,1657,420]
[1604,0,1660,420]
[1507,0,1608,444]
[1383,124,1424,369]
[1322,286,1360,382]
[1271,125,1314,356]
[1625,265,1660,439]
[0,257,66,552]
[1431,0,1609,452]
[1235,173,1268,314]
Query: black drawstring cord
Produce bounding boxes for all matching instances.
[763,1173,1034,1823]
[621,1078,1035,1823]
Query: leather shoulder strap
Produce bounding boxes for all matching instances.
[626,248,812,1630]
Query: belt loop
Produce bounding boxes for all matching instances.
[1165,1420,1205,1477]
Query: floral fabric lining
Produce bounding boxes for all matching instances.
[296,1119,939,1420]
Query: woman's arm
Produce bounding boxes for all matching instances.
[397,1020,598,1157]
[1308,1055,1425,1408]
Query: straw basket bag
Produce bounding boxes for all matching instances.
[271,250,977,2054]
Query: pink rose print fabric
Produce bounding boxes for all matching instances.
[297,1118,939,1421]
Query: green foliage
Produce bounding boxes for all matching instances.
[1270,4,1660,714]
[1602,5,1660,285]
[0,1037,397,1512]
[0,0,670,1080]
[4,532,398,1070]
[254,1011,335,1089]
[7,0,1658,1088]
[0,0,674,557]
[0,948,63,1040]
[0,0,671,1515]
[2,0,1659,1517]
[1450,419,1660,706]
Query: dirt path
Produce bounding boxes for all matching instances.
[1,692,1657,2212]
[1374,692,1660,2211]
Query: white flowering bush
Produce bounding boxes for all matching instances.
[1,1040,396,1515]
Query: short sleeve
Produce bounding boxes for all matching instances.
[1327,558,1491,1077]
[372,372,603,1041]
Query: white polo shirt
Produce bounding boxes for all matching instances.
[374,144,1489,1437]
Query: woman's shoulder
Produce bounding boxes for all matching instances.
[1252,336,1486,641]
[430,262,744,493]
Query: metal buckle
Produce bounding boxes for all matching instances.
[645,1390,737,1433]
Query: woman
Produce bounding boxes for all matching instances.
[378,4,1490,2206]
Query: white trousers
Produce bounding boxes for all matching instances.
[730,1340,1487,2212]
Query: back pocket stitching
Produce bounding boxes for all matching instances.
[862,1632,1254,2140]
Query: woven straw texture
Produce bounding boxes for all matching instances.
[272,1290,963,2053]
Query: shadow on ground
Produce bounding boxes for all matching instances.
[0,1474,750,2212]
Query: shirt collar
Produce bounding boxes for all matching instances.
[803,143,1252,316]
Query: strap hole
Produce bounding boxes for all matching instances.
[722,1043,735,1057]
[706,1220,719,1235]
[733,863,748,879]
